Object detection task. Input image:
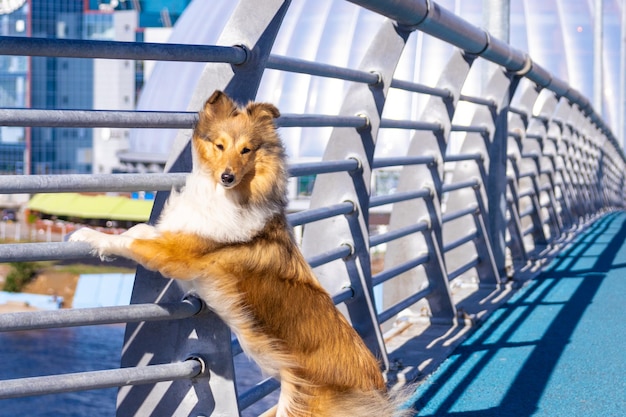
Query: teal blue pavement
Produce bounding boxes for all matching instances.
[409,211,626,416]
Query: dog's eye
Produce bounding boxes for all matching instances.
[241,147,251,155]
[215,144,224,151]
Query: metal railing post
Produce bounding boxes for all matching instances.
[443,66,514,286]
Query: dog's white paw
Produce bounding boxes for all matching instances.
[122,223,159,239]
[68,228,123,261]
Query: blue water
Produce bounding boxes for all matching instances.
[0,326,278,416]
[0,326,124,417]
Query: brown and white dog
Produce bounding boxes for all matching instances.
[70,91,412,417]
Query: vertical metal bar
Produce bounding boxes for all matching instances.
[483,0,510,42]
[117,1,291,416]
[507,81,534,262]
[487,76,520,278]
[594,0,604,114]
[506,179,529,268]
[471,186,500,286]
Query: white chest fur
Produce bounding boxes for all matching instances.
[156,171,272,243]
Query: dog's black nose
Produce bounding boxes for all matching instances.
[221,172,235,185]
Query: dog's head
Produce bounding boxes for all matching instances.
[192,90,282,190]
[191,91,288,208]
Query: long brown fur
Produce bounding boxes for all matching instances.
[70,90,413,417]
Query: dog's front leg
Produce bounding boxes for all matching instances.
[69,223,158,262]
[70,226,220,281]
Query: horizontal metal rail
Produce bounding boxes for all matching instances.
[0,173,187,194]
[441,205,479,224]
[288,159,360,176]
[332,287,356,305]
[0,35,247,63]
[307,245,353,268]
[442,179,480,194]
[379,118,443,131]
[372,156,436,169]
[238,378,281,411]
[444,153,483,163]
[450,124,490,134]
[459,94,496,107]
[0,109,196,128]
[390,78,452,98]
[0,242,92,262]
[443,230,479,253]
[287,202,355,227]
[0,359,204,400]
[370,221,430,247]
[0,160,358,194]
[0,109,367,130]
[447,257,481,281]
[0,297,202,332]
[369,188,432,208]
[348,0,625,162]
[267,54,379,84]
[277,114,368,128]
[372,253,430,287]
[377,287,432,324]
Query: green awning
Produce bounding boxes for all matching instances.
[28,193,153,222]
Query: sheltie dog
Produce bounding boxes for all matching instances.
[70,90,412,417]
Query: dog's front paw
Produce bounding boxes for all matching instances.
[122,223,159,239]
[68,228,118,261]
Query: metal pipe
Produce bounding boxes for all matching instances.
[307,245,353,268]
[0,109,366,130]
[238,378,280,411]
[286,202,355,227]
[0,173,187,194]
[0,109,196,128]
[0,242,93,262]
[372,253,430,287]
[0,36,247,64]
[372,156,437,168]
[288,160,359,177]
[267,55,379,84]
[0,359,204,399]
[369,188,432,208]
[0,297,203,332]
[379,119,443,131]
[370,221,430,247]
[447,257,481,281]
[390,78,452,98]
[378,287,433,323]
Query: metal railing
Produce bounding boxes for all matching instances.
[0,0,624,415]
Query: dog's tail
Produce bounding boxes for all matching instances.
[319,386,417,417]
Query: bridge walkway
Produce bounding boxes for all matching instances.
[410,211,626,416]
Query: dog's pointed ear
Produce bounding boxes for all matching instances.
[246,102,280,121]
[202,90,238,120]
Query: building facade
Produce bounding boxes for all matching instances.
[0,0,190,176]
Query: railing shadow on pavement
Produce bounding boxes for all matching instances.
[411,212,626,416]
